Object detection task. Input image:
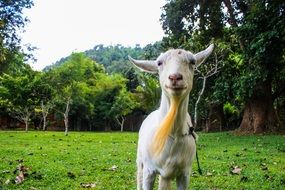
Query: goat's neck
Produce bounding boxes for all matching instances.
[159,92,189,137]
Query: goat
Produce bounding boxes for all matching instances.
[129,44,214,190]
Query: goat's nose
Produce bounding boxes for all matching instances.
[168,73,183,81]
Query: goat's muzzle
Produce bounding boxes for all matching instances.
[168,73,183,82]
[166,73,186,92]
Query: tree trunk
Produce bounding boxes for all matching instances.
[194,76,207,127]
[236,81,279,134]
[64,113,69,136]
[25,120,29,132]
[64,99,71,136]
[115,116,125,132]
[24,110,31,132]
[41,101,48,131]
[43,115,47,131]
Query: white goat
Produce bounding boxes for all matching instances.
[129,44,214,190]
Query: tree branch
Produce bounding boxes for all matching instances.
[194,53,221,127]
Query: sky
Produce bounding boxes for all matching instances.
[21,0,166,71]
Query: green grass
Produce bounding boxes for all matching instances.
[0,131,284,190]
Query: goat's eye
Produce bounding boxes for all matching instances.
[190,59,196,65]
[157,61,163,66]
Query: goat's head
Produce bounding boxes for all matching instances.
[129,44,214,101]
[129,44,214,155]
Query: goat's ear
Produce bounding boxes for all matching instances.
[128,56,158,73]
[194,44,214,68]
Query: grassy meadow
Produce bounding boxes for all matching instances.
[0,131,284,190]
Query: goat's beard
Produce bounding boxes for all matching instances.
[151,97,180,156]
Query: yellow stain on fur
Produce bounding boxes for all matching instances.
[151,97,180,156]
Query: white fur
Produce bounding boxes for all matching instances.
[129,44,214,190]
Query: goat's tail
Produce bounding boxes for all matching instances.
[151,97,180,156]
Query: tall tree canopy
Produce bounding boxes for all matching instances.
[0,0,34,72]
[161,0,285,134]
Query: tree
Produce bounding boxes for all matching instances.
[36,74,54,131]
[0,0,34,73]
[40,100,52,130]
[92,73,130,130]
[110,89,138,132]
[0,68,41,131]
[234,1,285,134]
[46,53,104,135]
[161,0,285,134]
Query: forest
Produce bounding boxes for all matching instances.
[0,0,284,135]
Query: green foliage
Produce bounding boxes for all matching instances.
[45,43,163,93]
[92,74,126,119]
[0,132,284,189]
[135,74,160,113]
[223,102,240,128]
[110,88,138,119]
[47,44,143,74]
[0,69,40,114]
[161,0,224,48]
[0,0,34,73]
[223,102,239,116]
[236,0,285,100]
[46,53,104,111]
[49,52,104,85]
[143,41,163,59]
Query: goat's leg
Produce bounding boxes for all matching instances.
[142,168,156,190]
[158,176,171,190]
[176,173,190,190]
[137,162,143,190]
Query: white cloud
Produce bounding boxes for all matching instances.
[21,0,166,70]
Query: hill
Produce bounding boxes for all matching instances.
[43,43,162,74]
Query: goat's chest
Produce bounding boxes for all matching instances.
[156,136,196,178]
